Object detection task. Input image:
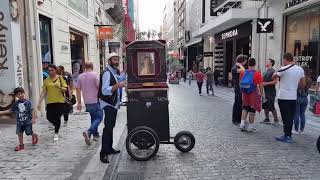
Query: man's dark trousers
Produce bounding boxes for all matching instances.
[101,105,118,155]
[278,99,296,137]
[232,87,242,124]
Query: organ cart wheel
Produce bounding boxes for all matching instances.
[174,131,195,152]
[126,126,160,161]
[317,136,320,153]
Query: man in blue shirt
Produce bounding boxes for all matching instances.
[98,52,126,163]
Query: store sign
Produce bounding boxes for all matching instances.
[221,29,238,40]
[294,56,313,65]
[210,0,217,16]
[204,52,213,57]
[285,0,309,9]
[257,18,274,33]
[98,26,113,40]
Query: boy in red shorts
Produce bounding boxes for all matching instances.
[239,58,264,132]
[0,87,38,151]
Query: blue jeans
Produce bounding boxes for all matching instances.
[85,103,104,137]
[294,96,308,132]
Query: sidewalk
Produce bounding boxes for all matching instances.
[180,80,320,130]
[0,107,127,180]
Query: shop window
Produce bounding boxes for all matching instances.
[39,15,53,80]
[285,6,320,81]
[70,31,85,85]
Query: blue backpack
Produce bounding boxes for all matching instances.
[240,70,256,94]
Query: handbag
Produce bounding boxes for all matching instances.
[59,76,77,105]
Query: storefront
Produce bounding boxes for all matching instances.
[214,21,252,84]
[284,4,320,81]
[70,30,87,85]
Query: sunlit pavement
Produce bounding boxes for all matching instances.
[110,82,320,180]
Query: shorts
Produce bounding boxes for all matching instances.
[243,106,256,114]
[16,123,33,135]
[262,95,276,111]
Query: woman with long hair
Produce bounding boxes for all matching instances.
[37,64,67,141]
[292,66,312,135]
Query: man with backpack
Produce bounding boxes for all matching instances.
[239,58,263,132]
[232,55,247,125]
[272,53,304,143]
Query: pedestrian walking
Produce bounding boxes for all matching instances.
[57,65,74,123]
[261,59,279,125]
[0,87,39,151]
[187,70,193,86]
[272,53,305,143]
[232,54,247,125]
[214,68,220,87]
[293,66,312,135]
[98,53,126,163]
[239,58,264,132]
[195,69,205,96]
[37,64,68,141]
[76,62,104,145]
[181,69,187,82]
[205,67,214,96]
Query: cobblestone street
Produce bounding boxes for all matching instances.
[112,82,320,180]
[0,108,126,180]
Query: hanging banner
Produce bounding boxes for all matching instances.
[0,0,23,122]
[98,26,113,40]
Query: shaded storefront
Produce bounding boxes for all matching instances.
[214,21,252,85]
[285,5,320,81]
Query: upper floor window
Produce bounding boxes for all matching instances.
[68,0,88,17]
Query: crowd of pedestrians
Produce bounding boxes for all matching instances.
[231,53,308,143]
[4,52,126,164]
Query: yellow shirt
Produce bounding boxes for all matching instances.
[43,76,67,104]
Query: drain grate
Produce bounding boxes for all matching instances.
[116,172,143,180]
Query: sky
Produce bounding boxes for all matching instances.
[138,0,169,32]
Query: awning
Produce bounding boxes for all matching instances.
[193,8,259,37]
[185,38,202,47]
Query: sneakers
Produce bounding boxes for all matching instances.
[239,121,247,131]
[247,127,257,133]
[273,120,280,126]
[100,154,109,164]
[83,131,91,145]
[260,119,271,124]
[32,134,38,145]
[292,130,300,135]
[15,144,24,151]
[275,135,294,143]
[54,134,59,141]
[199,94,202,96]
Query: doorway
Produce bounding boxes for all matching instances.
[70,31,86,85]
[236,37,250,56]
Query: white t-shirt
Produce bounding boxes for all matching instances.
[317,75,320,83]
[276,64,304,100]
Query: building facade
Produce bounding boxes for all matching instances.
[0,0,126,121]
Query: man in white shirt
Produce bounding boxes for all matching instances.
[272,53,304,143]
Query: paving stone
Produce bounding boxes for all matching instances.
[113,82,320,179]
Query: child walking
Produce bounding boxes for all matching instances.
[0,87,39,151]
